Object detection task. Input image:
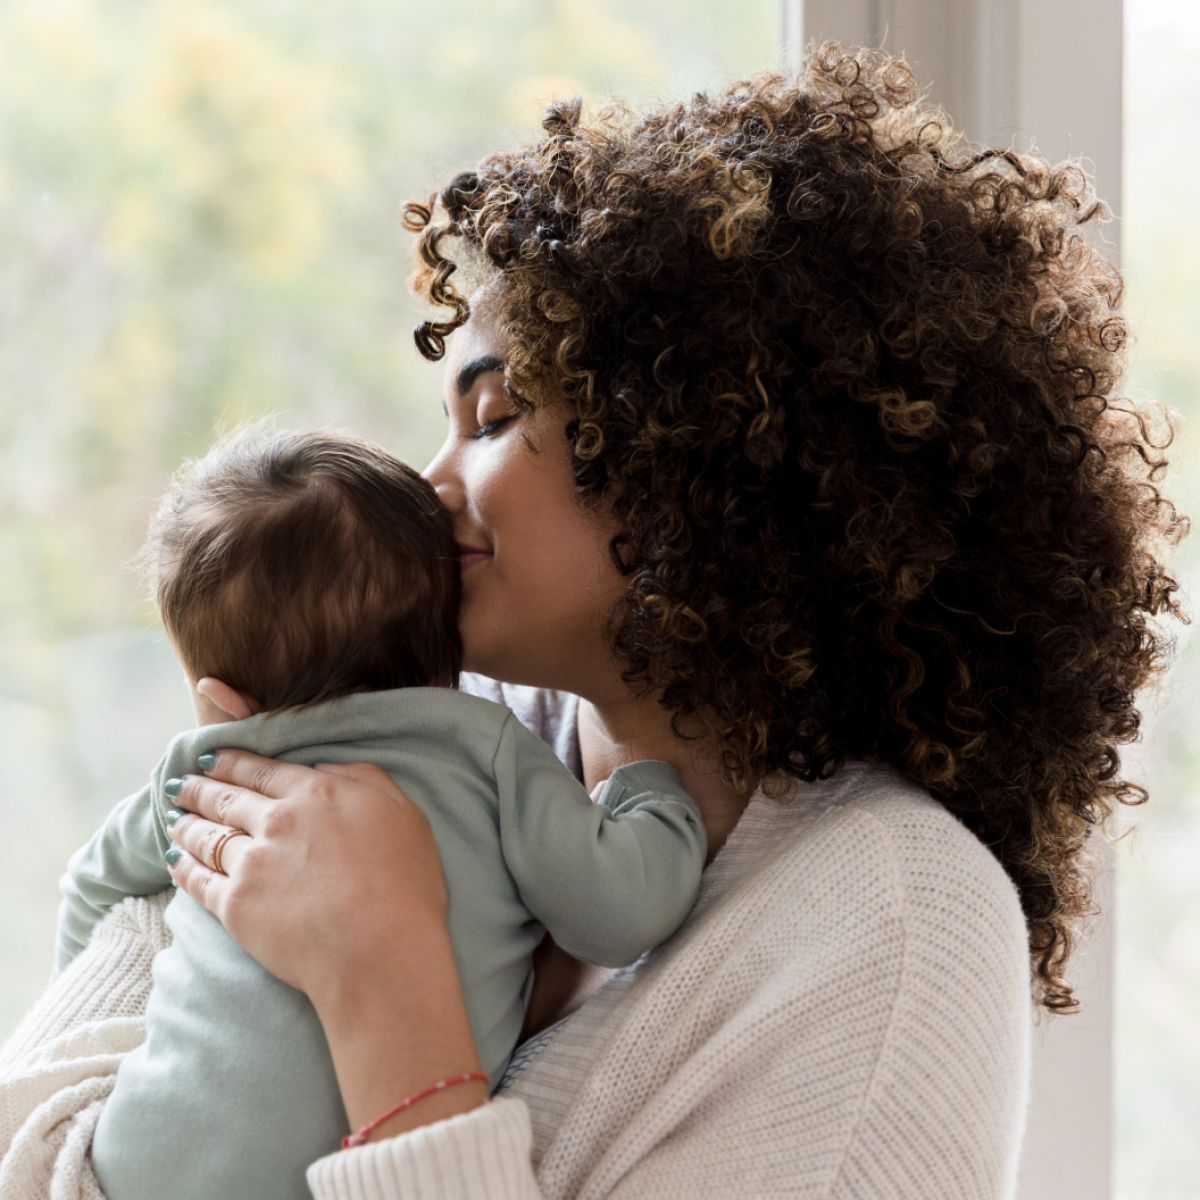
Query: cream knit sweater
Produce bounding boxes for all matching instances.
[0,762,1031,1200]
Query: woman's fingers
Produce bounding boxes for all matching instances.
[196,748,317,801]
[169,751,376,834]
[167,810,252,877]
[169,748,321,833]
[167,845,232,917]
[169,773,266,836]
[171,757,410,833]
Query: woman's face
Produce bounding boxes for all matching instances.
[423,303,626,694]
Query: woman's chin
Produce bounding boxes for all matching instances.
[459,614,509,682]
[460,622,556,690]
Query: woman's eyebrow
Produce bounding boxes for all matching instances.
[455,355,506,397]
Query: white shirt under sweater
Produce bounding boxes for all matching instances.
[0,687,1032,1200]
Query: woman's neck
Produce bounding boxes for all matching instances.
[576,688,747,862]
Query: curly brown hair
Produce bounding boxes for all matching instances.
[404,45,1187,1011]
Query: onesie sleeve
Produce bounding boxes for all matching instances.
[55,782,173,975]
[493,716,706,968]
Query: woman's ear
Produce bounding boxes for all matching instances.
[195,677,264,722]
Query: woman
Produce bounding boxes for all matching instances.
[0,46,1184,1199]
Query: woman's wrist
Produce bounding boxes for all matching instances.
[312,914,488,1142]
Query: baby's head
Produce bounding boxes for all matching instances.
[140,426,462,723]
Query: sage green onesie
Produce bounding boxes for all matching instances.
[57,686,705,1200]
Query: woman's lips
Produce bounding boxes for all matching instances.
[458,544,492,572]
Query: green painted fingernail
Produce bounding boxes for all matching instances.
[197,753,217,772]
[165,809,182,827]
[164,778,183,798]
[165,847,183,867]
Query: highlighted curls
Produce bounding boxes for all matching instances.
[405,45,1187,1011]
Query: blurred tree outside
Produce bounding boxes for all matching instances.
[0,0,775,1032]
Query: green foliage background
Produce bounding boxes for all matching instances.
[0,0,774,647]
[0,0,773,1026]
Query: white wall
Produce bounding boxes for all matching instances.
[782,4,1123,1197]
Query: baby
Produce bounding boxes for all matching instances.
[56,427,706,1200]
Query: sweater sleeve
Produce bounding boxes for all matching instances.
[0,893,172,1198]
[306,1100,541,1200]
[493,718,707,968]
[55,784,173,974]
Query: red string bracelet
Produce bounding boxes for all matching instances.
[342,1072,490,1149]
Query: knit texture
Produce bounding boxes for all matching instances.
[306,762,1030,1199]
[0,893,171,1200]
[0,765,1031,1199]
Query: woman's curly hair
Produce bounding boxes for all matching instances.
[404,45,1187,1011]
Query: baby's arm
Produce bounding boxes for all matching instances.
[55,783,174,974]
[494,716,707,968]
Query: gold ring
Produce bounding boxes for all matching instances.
[210,827,250,876]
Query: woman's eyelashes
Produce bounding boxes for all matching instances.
[467,389,520,439]
[467,412,517,440]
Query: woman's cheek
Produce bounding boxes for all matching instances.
[457,570,516,676]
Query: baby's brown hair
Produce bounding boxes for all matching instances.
[140,426,462,713]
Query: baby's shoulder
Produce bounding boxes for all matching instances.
[459,674,581,777]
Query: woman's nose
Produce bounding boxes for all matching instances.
[423,448,464,516]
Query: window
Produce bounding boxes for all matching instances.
[0,0,775,1033]
[1118,4,1200,1196]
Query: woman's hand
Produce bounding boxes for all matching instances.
[165,754,444,999]
[165,750,488,1140]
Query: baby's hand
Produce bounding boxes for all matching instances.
[589,778,609,802]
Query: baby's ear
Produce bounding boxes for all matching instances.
[196,678,264,721]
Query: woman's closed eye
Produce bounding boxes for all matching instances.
[467,411,518,440]
[466,383,522,440]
